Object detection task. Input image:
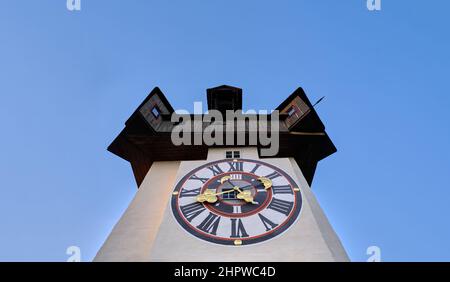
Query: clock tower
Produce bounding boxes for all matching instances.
[94,85,349,262]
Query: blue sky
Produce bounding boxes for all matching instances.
[1,0,449,261]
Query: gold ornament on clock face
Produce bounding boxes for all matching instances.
[171,159,302,246]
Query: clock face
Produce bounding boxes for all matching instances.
[171,159,302,246]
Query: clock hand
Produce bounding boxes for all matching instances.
[257,177,273,190]
[196,188,235,203]
[220,175,232,184]
[220,176,258,204]
[233,186,243,193]
[196,189,217,203]
[233,187,258,205]
[239,184,253,190]
[215,189,236,196]
[223,176,268,191]
[220,175,241,189]
[198,186,258,205]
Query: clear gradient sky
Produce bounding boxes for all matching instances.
[1,1,450,261]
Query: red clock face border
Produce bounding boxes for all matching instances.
[171,159,303,246]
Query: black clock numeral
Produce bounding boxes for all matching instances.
[230,218,249,238]
[179,187,201,198]
[189,174,209,184]
[265,171,282,180]
[207,164,224,176]
[250,164,261,174]
[267,198,294,216]
[227,161,243,172]
[197,213,221,235]
[272,185,293,195]
[180,202,206,222]
[258,213,279,231]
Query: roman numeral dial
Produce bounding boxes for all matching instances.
[172,159,302,246]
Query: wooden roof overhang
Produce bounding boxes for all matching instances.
[108,86,336,187]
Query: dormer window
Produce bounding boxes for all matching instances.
[151,105,161,118]
[287,106,296,117]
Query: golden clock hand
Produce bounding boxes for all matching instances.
[220,175,231,184]
[196,188,235,203]
[215,189,236,196]
[220,177,258,204]
[238,193,258,204]
[235,189,259,204]
[236,185,259,204]
[221,175,241,190]
[257,177,273,190]
[196,189,217,203]
[233,186,243,193]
